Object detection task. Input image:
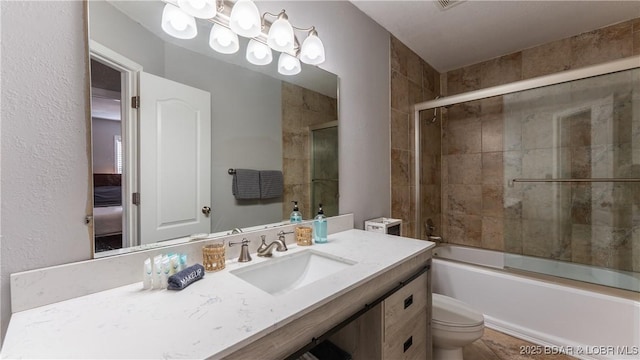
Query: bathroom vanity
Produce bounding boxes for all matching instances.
[1,224,434,359]
[326,269,430,360]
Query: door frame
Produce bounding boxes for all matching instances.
[90,40,142,251]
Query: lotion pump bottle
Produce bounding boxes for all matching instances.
[313,203,327,243]
[290,201,302,223]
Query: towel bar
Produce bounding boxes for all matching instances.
[509,178,640,187]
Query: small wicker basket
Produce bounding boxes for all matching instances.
[202,243,225,272]
[295,226,313,246]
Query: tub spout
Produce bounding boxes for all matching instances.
[428,235,443,243]
[231,227,243,234]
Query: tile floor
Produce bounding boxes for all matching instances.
[463,328,576,360]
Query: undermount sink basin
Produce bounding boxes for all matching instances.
[230,249,356,296]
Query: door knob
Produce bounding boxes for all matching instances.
[202,206,211,216]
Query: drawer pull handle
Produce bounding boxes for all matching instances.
[404,294,413,309]
[403,336,413,352]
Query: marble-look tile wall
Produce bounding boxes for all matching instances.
[281,83,338,220]
[390,36,440,238]
[440,18,640,273]
[441,94,507,250]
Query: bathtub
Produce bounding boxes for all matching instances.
[432,245,640,360]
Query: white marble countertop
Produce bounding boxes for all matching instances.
[1,229,434,359]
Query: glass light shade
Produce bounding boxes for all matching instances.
[267,18,295,52]
[278,53,301,75]
[177,0,217,19]
[161,4,197,39]
[209,24,239,54]
[300,33,325,65]
[246,39,273,65]
[229,0,261,38]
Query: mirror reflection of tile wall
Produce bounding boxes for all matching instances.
[282,83,337,220]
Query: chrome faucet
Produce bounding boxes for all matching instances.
[425,218,444,243]
[257,234,288,257]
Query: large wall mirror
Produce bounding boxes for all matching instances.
[88,0,339,257]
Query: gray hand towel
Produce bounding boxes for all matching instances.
[232,169,261,200]
[167,264,205,290]
[259,170,284,199]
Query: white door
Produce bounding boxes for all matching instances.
[139,72,211,244]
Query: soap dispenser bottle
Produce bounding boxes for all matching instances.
[290,201,302,223]
[313,203,327,243]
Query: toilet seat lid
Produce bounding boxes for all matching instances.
[432,293,484,327]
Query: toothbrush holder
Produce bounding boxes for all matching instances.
[202,243,226,272]
[295,226,313,246]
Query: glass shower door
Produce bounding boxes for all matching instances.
[311,125,339,217]
[502,68,640,291]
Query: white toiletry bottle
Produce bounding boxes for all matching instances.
[169,254,179,275]
[179,254,188,271]
[161,256,171,289]
[143,258,153,290]
[153,255,163,290]
[290,201,302,223]
[313,203,327,243]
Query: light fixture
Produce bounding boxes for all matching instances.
[246,39,273,65]
[299,28,325,65]
[278,53,301,76]
[177,0,217,19]
[229,0,261,38]
[159,0,325,75]
[161,3,198,39]
[267,11,295,53]
[209,24,239,54]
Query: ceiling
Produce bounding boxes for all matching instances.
[350,0,640,73]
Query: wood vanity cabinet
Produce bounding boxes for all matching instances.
[329,270,432,360]
[382,271,430,359]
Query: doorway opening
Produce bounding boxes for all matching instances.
[90,59,125,252]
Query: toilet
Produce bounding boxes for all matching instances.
[432,293,485,360]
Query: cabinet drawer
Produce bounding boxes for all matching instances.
[383,308,428,360]
[384,271,428,337]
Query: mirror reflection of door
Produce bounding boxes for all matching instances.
[139,72,212,244]
[90,44,212,253]
[90,59,125,253]
[311,123,339,217]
